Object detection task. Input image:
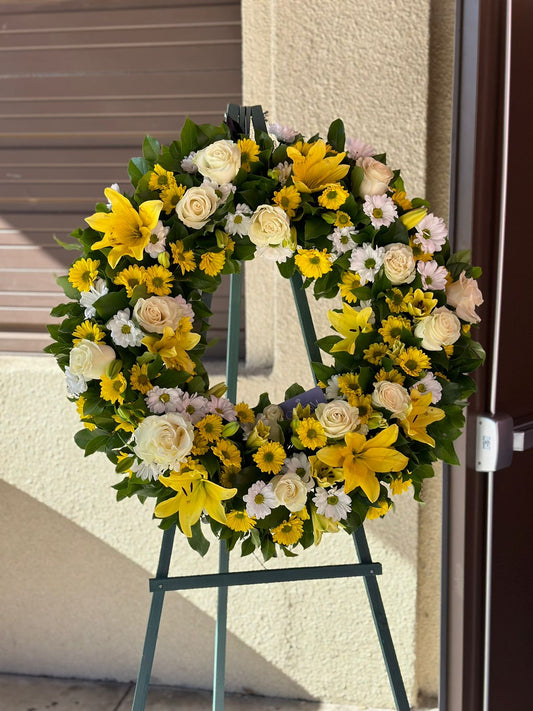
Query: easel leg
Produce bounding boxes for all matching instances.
[131,526,176,711]
[212,542,229,711]
[352,527,411,711]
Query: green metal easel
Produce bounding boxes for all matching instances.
[131,106,410,711]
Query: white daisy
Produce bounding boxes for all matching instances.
[201,177,235,205]
[208,395,237,421]
[145,386,184,414]
[312,486,352,521]
[325,374,341,400]
[329,226,358,256]
[363,194,398,229]
[255,243,294,263]
[79,278,108,319]
[175,392,209,424]
[243,481,278,519]
[417,260,448,290]
[413,213,448,254]
[272,161,292,185]
[145,220,170,258]
[65,366,87,397]
[349,244,385,285]
[225,203,252,236]
[107,308,144,348]
[180,152,198,173]
[268,122,298,143]
[283,452,314,491]
[411,372,443,404]
[131,459,164,481]
[345,136,375,160]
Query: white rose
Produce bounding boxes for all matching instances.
[133,295,193,334]
[176,185,218,229]
[271,472,308,512]
[357,156,394,197]
[133,413,194,470]
[249,204,291,248]
[193,139,241,184]
[69,339,116,380]
[446,272,483,323]
[415,306,461,351]
[315,400,360,439]
[372,381,411,419]
[383,243,416,285]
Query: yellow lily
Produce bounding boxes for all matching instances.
[287,140,349,193]
[142,321,200,372]
[316,425,408,502]
[399,391,445,446]
[327,303,373,354]
[86,188,162,269]
[311,504,340,546]
[155,463,237,537]
[399,206,428,230]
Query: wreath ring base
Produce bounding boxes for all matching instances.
[131,182,410,710]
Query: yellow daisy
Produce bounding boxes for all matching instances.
[76,395,96,431]
[148,164,177,192]
[296,418,327,449]
[192,431,210,456]
[392,190,412,210]
[295,248,332,279]
[444,344,454,357]
[130,363,153,394]
[349,393,374,425]
[390,476,412,495]
[212,439,242,468]
[375,367,406,385]
[145,264,173,295]
[114,265,147,297]
[225,510,256,532]
[338,372,361,403]
[238,137,260,171]
[112,413,135,433]
[235,402,256,424]
[72,320,105,345]
[199,251,226,277]
[273,185,301,217]
[378,315,412,345]
[196,414,224,443]
[253,442,286,474]
[100,372,127,405]
[334,210,353,228]
[363,342,389,366]
[68,258,100,292]
[170,240,196,274]
[271,516,304,546]
[397,347,431,376]
[338,271,361,303]
[385,287,405,313]
[318,183,349,210]
[160,182,186,213]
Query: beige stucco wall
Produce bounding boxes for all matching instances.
[0,0,455,708]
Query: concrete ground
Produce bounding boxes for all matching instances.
[0,674,438,711]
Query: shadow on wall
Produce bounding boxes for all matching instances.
[0,481,312,701]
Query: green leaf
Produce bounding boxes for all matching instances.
[377,219,409,246]
[311,362,336,383]
[435,439,460,466]
[53,235,83,252]
[284,383,306,400]
[156,369,190,388]
[116,456,135,474]
[241,536,257,557]
[128,157,152,188]
[85,433,111,456]
[142,135,160,163]
[93,290,129,320]
[304,216,331,240]
[55,275,80,300]
[180,118,198,155]
[74,428,94,451]
[327,118,345,152]
[261,536,277,562]
[351,165,364,197]
[187,521,210,557]
[277,256,295,279]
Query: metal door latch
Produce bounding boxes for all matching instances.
[475,414,533,471]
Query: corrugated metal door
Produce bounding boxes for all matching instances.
[0,0,243,358]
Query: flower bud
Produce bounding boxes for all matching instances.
[157,251,170,268]
[206,381,227,398]
[221,421,240,438]
[400,207,428,230]
[106,359,123,380]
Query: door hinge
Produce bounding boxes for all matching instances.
[475,414,533,471]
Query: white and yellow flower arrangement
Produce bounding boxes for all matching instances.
[47,116,484,559]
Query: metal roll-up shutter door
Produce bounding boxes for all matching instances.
[0,0,243,359]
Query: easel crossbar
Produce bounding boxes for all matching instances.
[149,562,382,592]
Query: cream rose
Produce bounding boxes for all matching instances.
[415,306,461,351]
[271,472,308,512]
[372,381,411,419]
[248,204,291,248]
[383,243,416,285]
[133,413,194,470]
[133,295,193,334]
[446,272,483,323]
[69,339,116,380]
[176,185,218,229]
[357,156,394,197]
[315,400,360,439]
[193,139,241,184]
